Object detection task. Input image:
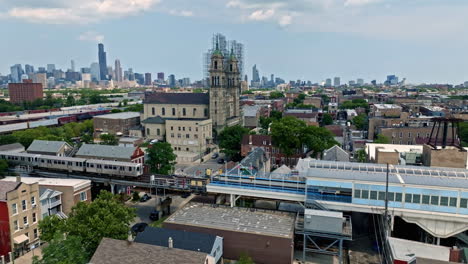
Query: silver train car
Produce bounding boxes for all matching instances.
[0,151,143,177]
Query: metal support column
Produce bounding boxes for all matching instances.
[110,183,115,194]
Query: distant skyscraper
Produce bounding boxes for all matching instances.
[90,62,101,81]
[144,73,152,85]
[25,64,34,75]
[251,65,260,87]
[203,33,244,83]
[47,64,55,73]
[98,43,108,80]
[10,64,23,83]
[357,78,364,86]
[333,77,340,87]
[107,66,113,80]
[157,72,164,82]
[114,59,123,82]
[325,78,332,87]
[71,60,75,72]
[386,75,399,85]
[168,74,176,87]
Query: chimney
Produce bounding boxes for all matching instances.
[16,175,21,183]
[168,237,173,249]
[249,135,252,145]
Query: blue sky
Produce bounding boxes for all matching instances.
[1,0,468,84]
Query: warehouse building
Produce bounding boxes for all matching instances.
[163,203,295,264]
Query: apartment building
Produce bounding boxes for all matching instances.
[93,112,141,138]
[2,177,91,216]
[0,179,40,258]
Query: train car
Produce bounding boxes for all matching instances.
[37,156,86,173]
[29,118,59,128]
[0,151,40,166]
[85,159,143,177]
[0,122,28,134]
[58,115,77,125]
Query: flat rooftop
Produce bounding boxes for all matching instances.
[93,112,140,120]
[297,159,468,189]
[1,176,91,191]
[165,203,295,238]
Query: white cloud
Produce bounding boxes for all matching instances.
[279,15,292,26]
[6,0,161,24]
[344,0,381,6]
[248,9,274,21]
[78,31,104,43]
[169,9,194,17]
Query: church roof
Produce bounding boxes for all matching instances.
[144,93,209,105]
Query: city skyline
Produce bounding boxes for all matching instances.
[1,1,468,84]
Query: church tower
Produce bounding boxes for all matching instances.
[209,41,241,132]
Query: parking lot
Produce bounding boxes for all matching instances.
[175,153,225,177]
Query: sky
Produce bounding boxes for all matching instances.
[1,0,468,84]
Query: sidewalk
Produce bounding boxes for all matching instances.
[10,246,43,264]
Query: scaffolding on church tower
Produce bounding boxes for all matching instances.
[203,33,244,85]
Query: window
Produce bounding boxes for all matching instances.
[440,196,449,206]
[422,195,430,205]
[178,127,181,131]
[430,196,439,205]
[32,213,37,223]
[11,203,17,215]
[413,194,421,204]
[186,134,190,138]
[214,61,218,69]
[230,64,233,71]
[13,220,18,231]
[405,193,412,203]
[34,229,38,239]
[449,197,457,207]
[354,189,361,198]
[157,129,160,136]
[172,108,175,115]
[171,126,173,131]
[460,198,468,209]
[152,107,155,115]
[182,108,186,116]
[370,191,378,200]
[80,192,87,201]
[171,133,174,138]
[388,192,395,201]
[361,190,369,199]
[399,132,403,138]
[378,191,386,201]
[31,196,36,206]
[204,109,208,117]
[23,216,28,225]
[22,200,27,211]
[395,193,402,202]
[162,108,165,115]
[408,132,411,138]
[193,108,196,116]
[147,128,150,135]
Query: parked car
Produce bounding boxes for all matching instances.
[140,193,152,202]
[211,153,219,159]
[181,192,190,198]
[217,158,225,164]
[131,223,148,234]
[149,210,160,221]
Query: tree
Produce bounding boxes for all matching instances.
[270,116,307,157]
[0,160,8,177]
[237,252,254,264]
[100,134,118,145]
[339,99,369,110]
[459,122,468,147]
[271,116,339,157]
[37,215,67,243]
[374,134,391,144]
[355,149,367,163]
[218,125,250,161]
[321,113,333,126]
[269,91,284,99]
[270,110,282,120]
[65,95,76,107]
[0,134,18,145]
[352,113,368,130]
[146,142,177,175]
[33,234,89,264]
[111,109,122,113]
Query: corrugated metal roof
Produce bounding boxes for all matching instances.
[27,140,70,154]
[76,144,137,160]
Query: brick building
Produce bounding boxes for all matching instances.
[93,112,141,138]
[8,80,43,104]
[241,135,305,167]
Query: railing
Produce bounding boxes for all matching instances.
[48,199,62,209]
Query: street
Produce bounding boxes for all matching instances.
[175,153,225,177]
